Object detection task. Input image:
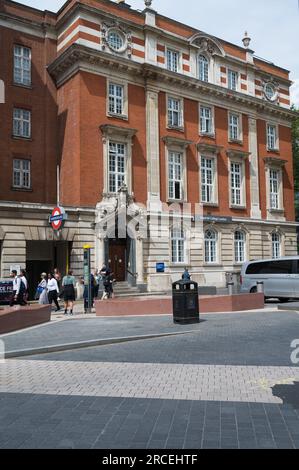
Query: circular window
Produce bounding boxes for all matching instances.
[107,29,126,52]
[264,83,277,102]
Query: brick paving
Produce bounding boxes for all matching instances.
[0,309,299,449]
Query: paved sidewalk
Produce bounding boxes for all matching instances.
[1,309,299,449]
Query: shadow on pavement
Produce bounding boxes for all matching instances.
[272,381,299,409]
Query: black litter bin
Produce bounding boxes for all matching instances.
[172,280,199,324]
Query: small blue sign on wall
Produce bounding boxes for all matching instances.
[156,263,165,273]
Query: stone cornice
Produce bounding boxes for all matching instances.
[100,124,138,139]
[162,136,193,149]
[56,2,145,33]
[197,143,223,154]
[0,12,57,39]
[263,157,288,167]
[226,149,251,160]
[48,44,297,123]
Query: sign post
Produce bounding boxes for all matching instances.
[83,245,92,313]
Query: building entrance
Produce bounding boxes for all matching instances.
[108,239,126,282]
[26,241,71,299]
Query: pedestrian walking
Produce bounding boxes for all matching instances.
[62,270,76,316]
[20,269,29,304]
[94,270,100,299]
[47,273,61,311]
[9,270,26,307]
[83,273,95,313]
[182,267,191,281]
[37,273,48,305]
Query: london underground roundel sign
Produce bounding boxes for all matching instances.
[50,207,66,231]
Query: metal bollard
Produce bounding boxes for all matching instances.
[256,281,264,294]
[228,282,234,296]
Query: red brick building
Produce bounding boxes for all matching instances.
[0,0,297,293]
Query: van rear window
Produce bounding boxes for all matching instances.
[246,260,293,275]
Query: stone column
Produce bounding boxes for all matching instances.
[95,236,105,269]
[136,237,145,285]
[146,89,161,211]
[248,117,261,219]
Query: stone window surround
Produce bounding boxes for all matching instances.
[197,143,223,207]
[100,124,137,195]
[163,136,192,203]
[227,67,240,92]
[268,228,285,257]
[231,225,250,265]
[203,224,222,266]
[264,157,286,216]
[226,149,250,210]
[199,101,215,137]
[169,223,191,267]
[266,121,280,152]
[166,47,182,73]
[106,78,128,120]
[166,93,184,131]
[228,110,243,144]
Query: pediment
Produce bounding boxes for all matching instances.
[189,34,225,57]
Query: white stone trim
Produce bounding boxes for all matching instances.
[106,78,128,120]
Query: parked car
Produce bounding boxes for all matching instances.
[240,256,299,301]
[0,279,13,304]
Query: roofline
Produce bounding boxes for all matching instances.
[5,0,291,75]
[4,0,57,16]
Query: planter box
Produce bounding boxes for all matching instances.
[95,293,264,317]
[0,304,51,334]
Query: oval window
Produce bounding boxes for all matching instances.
[108,30,125,51]
[264,83,276,101]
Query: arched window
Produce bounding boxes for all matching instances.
[272,232,281,259]
[204,229,217,263]
[198,55,209,82]
[171,226,185,264]
[234,231,245,263]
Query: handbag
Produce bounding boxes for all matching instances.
[35,285,44,300]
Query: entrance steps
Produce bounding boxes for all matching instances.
[113,281,169,298]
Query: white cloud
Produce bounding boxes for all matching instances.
[291,79,299,108]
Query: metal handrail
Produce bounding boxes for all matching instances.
[126,269,138,279]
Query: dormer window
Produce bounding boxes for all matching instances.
[198,55,209,82]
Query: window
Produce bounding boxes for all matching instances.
[167,49,179,72]
[109,83,124,115]
[267,124,278,150]
[107,30,124,51]
[14,45,31,86]
[13,159,31,189]
[246,259,292,275]
[264,83,276,101]
[200,106,213,134]
[168,97,183,128]
[201,157,215,203]
[272,233,281,259]
[231,162,242,206]
[204,229,217,263]
[198,55,209,82]
[229,113,240,141]
[13,108,31,138]
[228,70,238,91]
[269,169,279,210]
[234,231,245,263]
[168,152,183,200]
[171,226,185,264]
[108,142,126,193]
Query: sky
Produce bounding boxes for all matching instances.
[19,0,299,106]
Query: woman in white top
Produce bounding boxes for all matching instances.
[47,273,61,312]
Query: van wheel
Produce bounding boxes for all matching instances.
[278,298,289,303]
[250,287,257,294]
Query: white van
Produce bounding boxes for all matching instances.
[240,256,299,301]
